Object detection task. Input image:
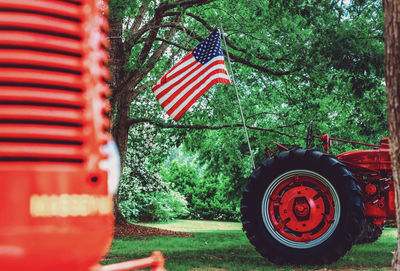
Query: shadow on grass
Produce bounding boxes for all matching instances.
[102,229,397,271]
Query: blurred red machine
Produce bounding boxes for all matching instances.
[0,1,164,270]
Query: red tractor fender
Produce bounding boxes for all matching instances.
[335,138,391,172]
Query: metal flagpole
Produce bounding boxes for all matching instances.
[219,25,255,169]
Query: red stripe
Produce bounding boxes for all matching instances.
[152,53,195,93]
[155,59,201,100]
[159,60,227,107]
[166,68,228,115]
[157,61,205,103]
[173,77,230,121]
[164,53,193,78]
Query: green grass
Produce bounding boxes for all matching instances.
[139,219,242,232]
[102,221,397,270]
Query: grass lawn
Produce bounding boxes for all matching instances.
[140,219,242,232]
[102,220,397,270]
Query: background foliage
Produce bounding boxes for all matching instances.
[118,123,188,221]
[112,0,387,222]
[161,161,240,221]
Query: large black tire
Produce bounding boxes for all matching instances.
[355,219,383,244]
[241,149,364,265]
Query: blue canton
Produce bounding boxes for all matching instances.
[192,29,224,64]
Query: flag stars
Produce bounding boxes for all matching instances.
[193,29,224,64]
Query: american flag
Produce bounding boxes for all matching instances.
[152,29,231,121]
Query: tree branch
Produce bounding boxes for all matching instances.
[162,0,217,11]
[121,14,184,98]
[230,54,301,76]
[130,2,149,34]
[128,118,298,138]
[155,37,192,51]
[156,23,204,41]
[150,23,299,76]
[186,12,289,63]
[135,82,153,93]
[126,0,216,46]
[186,12,214,32]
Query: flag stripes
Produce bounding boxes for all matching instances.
[170,73,230,120]
[158,54,196,83]
[154,55,229,120]
[158,57,226,105]
[152,29,230,121]
[163,63,229,111]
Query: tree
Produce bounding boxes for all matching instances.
[108,0,217,222]
[108,0,307,222]
[109,0,215,165]
[108,0,305,166]
[110,0,387,223]
[180,0,386,197]
[383,0,400,269]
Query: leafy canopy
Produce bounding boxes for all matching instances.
[114,0,386,219]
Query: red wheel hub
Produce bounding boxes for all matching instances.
[268,175,335,243]
[365,183,377,195]
[294,198,310,217]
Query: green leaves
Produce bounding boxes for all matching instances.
[114,0,386,221]
[161,161,240,221]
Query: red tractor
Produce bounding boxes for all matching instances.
[0,1,165,270]
[241,122,394,265]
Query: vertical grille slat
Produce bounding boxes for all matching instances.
[0,12,82,40]
[0,50,82,73]
[0,105,83,126]
[0,68,84,91]
[0,0,83,22]
[0,31,82,56]
[0,86,85,108]
[0,124,84,143]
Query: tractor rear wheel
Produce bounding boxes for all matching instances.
[241,148,364,265]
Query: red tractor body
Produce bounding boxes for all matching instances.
[336,138,395,226]
[336,138,391,172]
[0,1,165,270]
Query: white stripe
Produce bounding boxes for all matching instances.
[169,73,229,119]
[161,63,227,107]
[154,61,201,96]
[166,57,196,79]
[158,56,226,102]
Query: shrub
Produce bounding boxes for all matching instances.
[119,166,188,222]
[161,161,240,221]
[118,122,187,222]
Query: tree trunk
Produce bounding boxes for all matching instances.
[383,0,400,269]
[111,92,131,167]
[109,16,128,225]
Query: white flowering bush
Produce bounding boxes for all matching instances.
[119,170,188,222]
[118,122,188,222]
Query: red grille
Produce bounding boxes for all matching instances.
[0,1,115,270]
[0,0,111,163]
